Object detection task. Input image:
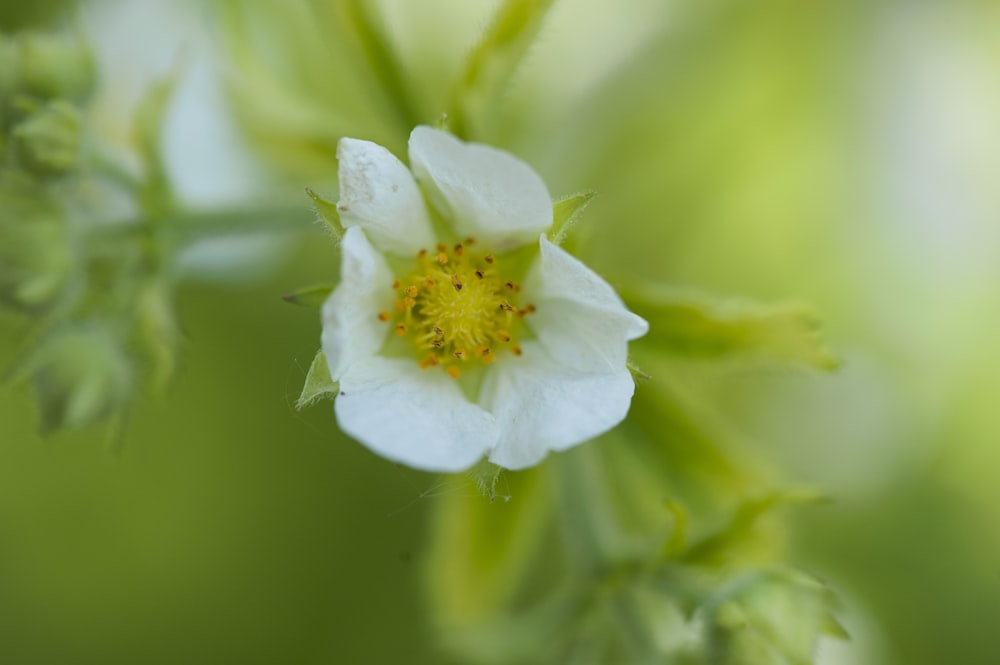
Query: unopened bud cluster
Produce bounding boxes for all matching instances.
[1,26,179,436]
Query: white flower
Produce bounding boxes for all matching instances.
[321,126,648,472]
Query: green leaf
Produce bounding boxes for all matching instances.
[822,612,850,640]
[683,490,828,566]
[547,190,597,247]
[305,187,344,241]
[282,284,333,308]
[332,0,418,132]
[623,285,840,370]
[296,350,338,411]
[448,0,556,139]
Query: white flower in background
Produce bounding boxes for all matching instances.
[322,126,648,472]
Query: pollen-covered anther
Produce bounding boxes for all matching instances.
[497,330,511,342]
[454,243,464,256]
[453,349,466,360]
[484,254,495,264]
[437,252,448,265]
[404,297,416,308]
[377,311,391,322]
[395,323,408,336]
[505,281,516,291]
[394,300,405,313]
[447,366,461,379]
[475,269,484,279]
[451,274,463,291]
[392,279,401,289]
[405,285,418,297]
[423,276,436,289]
[499,302,514,312]
[511,344,523,357]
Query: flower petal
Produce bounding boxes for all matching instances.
[321,227,393,380]
[337,137,436,256]
[524,235,649,373]
[336,356,498,472]
[481,342,636,470]
[408,126,552,249]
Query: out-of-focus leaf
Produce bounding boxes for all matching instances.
[329,0,417,132]
[623,285,840,370]
[684,490,828,567]
[282,284,333,308]
[448,0,556,140]
[547,190,596,248]
[822,612,850,640]
[295,350,337,410]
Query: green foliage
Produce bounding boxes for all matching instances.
[448,0,556,140]
[624,286,840,371]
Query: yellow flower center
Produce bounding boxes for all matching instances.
[377,239,534,378]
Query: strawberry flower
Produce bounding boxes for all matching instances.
[322,126,648,471]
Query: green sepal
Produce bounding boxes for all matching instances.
[821,612,850,640]
[282,284,333,308]
[133,65,183,209]
[624,286,841,371]
[547,190,597,247]
[468,458,507,502]
[305,187,344,242]
[296,350,338,411]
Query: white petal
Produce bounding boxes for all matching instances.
[481,342,636,470]
[321,227,393,380]
[337,138,436,256]
[524,235,649,373]
[408,126,552,249]
[336,356,498,472]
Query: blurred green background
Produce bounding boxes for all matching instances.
[3,0,1000,663]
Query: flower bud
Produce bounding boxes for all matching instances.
[703,569,832,664]
[16,32,95,102]
[29,325,132,433]
[12,99,81,175]
[0,171,73,311]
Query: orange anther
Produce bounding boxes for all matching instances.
[447,366,461,379]
[377,311,391,322]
